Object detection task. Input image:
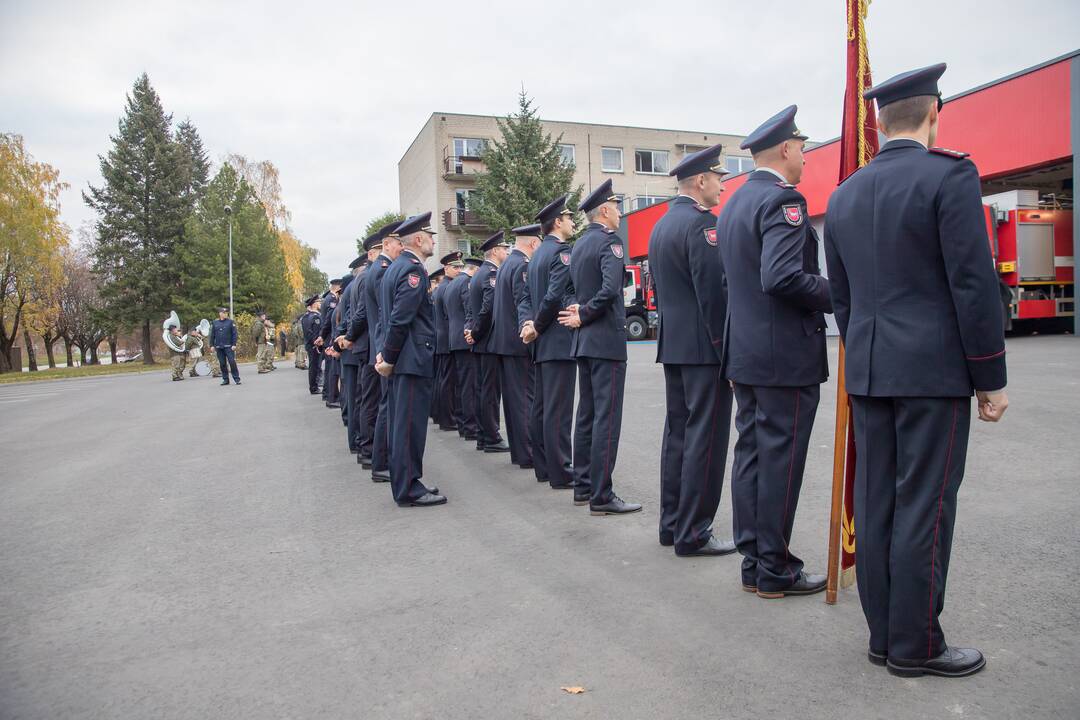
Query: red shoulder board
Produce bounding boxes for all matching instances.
[693,203,710,213]
[929,147,969,159]
[775,181,796,189]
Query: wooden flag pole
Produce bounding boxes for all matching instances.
[825,342,849,605]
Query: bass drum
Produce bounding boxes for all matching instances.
[193,360,211,377]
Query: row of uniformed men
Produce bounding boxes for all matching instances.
[302,62,1009,678]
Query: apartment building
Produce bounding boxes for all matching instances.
[398,112,751,256]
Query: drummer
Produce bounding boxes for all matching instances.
[187,325,207,378]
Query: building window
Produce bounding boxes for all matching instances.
[635,149,669,175]
[634,195,669,210]
[601,147,623,173]
[453,137,486,158]
[558,144,576,166]
[725,155,755,174]
[455,189,477,210]
[613,194,628,215]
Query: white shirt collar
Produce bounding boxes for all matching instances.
[756,166,790,183]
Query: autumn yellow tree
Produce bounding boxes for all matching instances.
[0,134,69,372]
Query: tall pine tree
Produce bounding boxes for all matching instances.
[471,91,582,252]
[175,118,210,207]
[84,74,191,363]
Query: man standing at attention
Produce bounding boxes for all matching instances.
[825,64,1008,678]
[211,306,240,386]
[716,105,831,599]
[466,232,511,454]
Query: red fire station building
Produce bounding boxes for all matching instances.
[621,50,1078,335]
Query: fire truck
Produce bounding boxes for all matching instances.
[983,189,1074,332]
[623,262,655,341]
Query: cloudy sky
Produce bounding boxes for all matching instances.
[2,0,1078,275]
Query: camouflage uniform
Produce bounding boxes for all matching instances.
[168,332,188,380]
[254,320,270,373]
[187,334,205,377]
[207,340,222,377]
[293,319,308,369]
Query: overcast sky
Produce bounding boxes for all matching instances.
[2,0,1078,275]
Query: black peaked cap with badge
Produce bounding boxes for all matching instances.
[440,251,464,266]
[362,230,384,252]
[348,255,365,269]
[479,230,509,252]
[304,295,320,307]
[864,62,947,110]
[512,223,542,237]
[430,268,445,281]
[534,194,573,224]
[740,105,809,154]
[579,178,619,214]
[669,142,730,180]
[395,212,435,238]
[464,257,484,268]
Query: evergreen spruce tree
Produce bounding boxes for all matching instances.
[357,210,405,255]
[83,73,191,363]
[174,164,292,323]
[175,118,210,208]
[471,90,582,252]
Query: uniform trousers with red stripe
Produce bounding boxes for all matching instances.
[660,364,733,554]
[573,357,626,506]
[731,383,820,592]
[850,395,970,662]
[387,371,435,504]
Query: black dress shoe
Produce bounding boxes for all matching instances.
[309,390,320,395]
[349,448,359,454]
[371,469,390,483]
[357,455,372,468]
[438,424,455,431]
[221,380,230,385]
[589,496,642,515]
[573,492,591,506]
[887,647,985,678]
[234,380,241,385]
[868,649,888,667]
[676,536,737,557]
[742,583,758,593]
[475,442,485,451]
[423,485,440,495]
[659,532,674,547]
[463,433,477,441]
[549,482,574,490]
[397,492,447,508]
[757,571,827,599]
[483,441,510,453]
[517,462,534,470]
[326,402,341,409]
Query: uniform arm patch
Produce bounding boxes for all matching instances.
[782,204,803,226]
[704,228,718,246]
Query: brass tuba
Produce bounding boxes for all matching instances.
[162,311,187,353]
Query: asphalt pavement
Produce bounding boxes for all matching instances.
[1,337,1078,719]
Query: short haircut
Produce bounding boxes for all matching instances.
[878,95,936,134]
[541,218,556,236]
[585,207,603,223]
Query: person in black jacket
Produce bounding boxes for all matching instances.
[521,195,578,491]
[433,252,465,432]
[210,306,241,385]
[364,221,405,482]
[492,224,542,472]
[341,239,385,467]
[716,105,831,599]
[825,63,1008,678]
[446,258,480,441]
[301,296,322,394]
[334,256,368,454]
[648,143,736,557]
[558,179,641,516]
[466,232,511,454]
[375,212,445,507]
[319,278,343,407]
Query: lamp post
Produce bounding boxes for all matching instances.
[224,205,234,316]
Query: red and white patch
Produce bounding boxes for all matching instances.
[560,252,570,266]
[407,273,420,288]
[782,204,803,226]
[704,228,718,246]
[489,276,496,287]
[610,243,624,259]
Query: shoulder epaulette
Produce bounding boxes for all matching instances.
[693,202,710,213]
[775,181,796,189]
[409,257,419,264]
[929,147,969,159]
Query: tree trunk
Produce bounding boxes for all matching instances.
[89,342,100,365]
[64,340,73,368]
[0,336,13,373]
[42,333,57,368]
[23,328,38,371]
[74,343,86,367]
[141,319,154,364]
[108,336,118,364]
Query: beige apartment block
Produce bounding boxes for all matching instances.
[398,112,751,258]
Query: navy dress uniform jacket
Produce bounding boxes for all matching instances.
[364,254,393,362]
[716,170,831,387]
[521,235,575,363]
[467,260,499,354]
[336,276,362,366]
[490,249,531,357]
[649,195,727,364]
[569,223,627,362]
[824,139,1007,396]
[432,283,451,355]
[345,273,371,363]
[445,273,472,353]
[300,311,321,346]
[211,318,238,348]
[379,252,436,377]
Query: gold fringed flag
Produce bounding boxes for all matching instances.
[826,0,878,604]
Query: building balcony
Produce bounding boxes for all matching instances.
[442,208,488,230]
[443,152,487,180]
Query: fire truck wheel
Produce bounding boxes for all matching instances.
[626,315,648,342]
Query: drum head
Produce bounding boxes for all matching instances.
[194,360,211,376]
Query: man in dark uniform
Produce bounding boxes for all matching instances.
[335,256,368,453]
[716,105,831,599]
[466,231,511,454]
[331,273,355,427]
[492,224,542,470]
[558,179,641,515]
[433,252,465,431]
[447,257,480,442]
[428,267,446,424]
[648,143,736,557]
[825,64,1008,678]
[319,278,343,407]
[301,296,322,394]
[521,195,578,491]
[375,212,445,507]
[345,232,392,469]
[364,221,405,482]
[211,306,241,385]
